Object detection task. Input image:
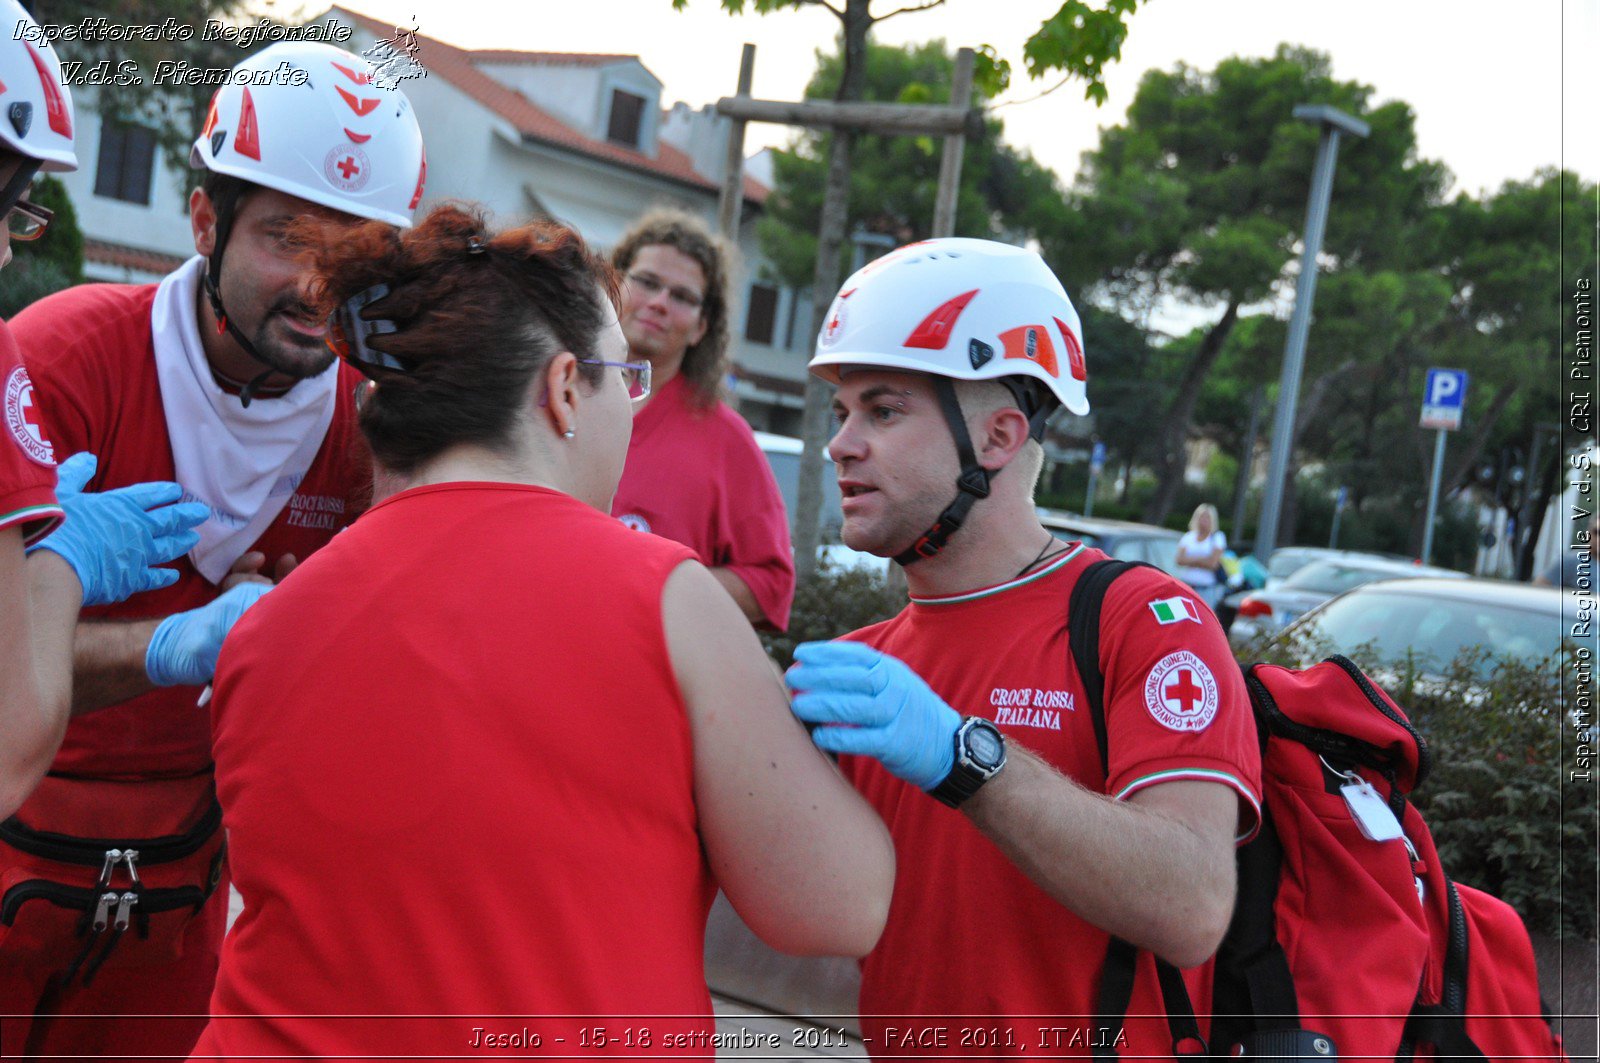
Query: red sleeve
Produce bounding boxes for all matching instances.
[1098,567,1262,842]
[0,321,62,545]
[714,417,796,631]
[10,285,129,465]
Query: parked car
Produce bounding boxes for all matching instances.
[1263,546,1406,588]
[755,432,885,574]
[1220,547,1406,630]
[1229,556,1464,647]
[1277,577,1575,685]
[1035,509,1184,576]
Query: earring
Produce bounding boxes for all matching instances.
[563,428,576,440]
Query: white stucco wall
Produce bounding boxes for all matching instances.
[56,91,197,262]
[476,59,661,155]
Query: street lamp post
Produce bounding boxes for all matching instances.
[1254,104,1369,561]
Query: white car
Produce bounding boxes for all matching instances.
[1229,556,1465,647]
[755,432,886,575]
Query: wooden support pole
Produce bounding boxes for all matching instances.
[931,47,975,238]
[715,95,974,137]
[716,43,756,240]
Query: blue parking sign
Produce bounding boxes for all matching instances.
[1420,368,1467,430]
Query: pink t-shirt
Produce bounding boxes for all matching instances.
[611,375,794,629]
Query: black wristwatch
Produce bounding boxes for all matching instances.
[929,716,1007,808]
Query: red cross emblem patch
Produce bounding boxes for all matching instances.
[1143,650,1219,732]
[4,365,55,466]
[323,145,372,194]
[820,290,852,348]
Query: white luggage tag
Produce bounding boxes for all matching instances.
[1335,767,1404,842]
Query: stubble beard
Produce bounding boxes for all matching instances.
[247,301,337,381]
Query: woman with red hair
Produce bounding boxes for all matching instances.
[191,205,892,1058]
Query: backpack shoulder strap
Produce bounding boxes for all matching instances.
[1066,558,1152,768]
[1067,559,1206,1059]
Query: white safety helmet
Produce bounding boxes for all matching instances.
[0,0,77,171]
[810,237,1089,416]
[190,41,425,227]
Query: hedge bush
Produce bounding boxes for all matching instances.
[760,558,903,670]
[1248,627,1595,942]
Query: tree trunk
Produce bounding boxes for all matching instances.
[1407,381,1518,557]
[1517,442,1561,579]
[793,0,871,584]
[1142,300,1240,524]
[1444,382,1519,496]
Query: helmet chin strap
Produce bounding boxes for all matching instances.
[894,376,993,567]
[892,376,1062,567]
[201,212,280,409]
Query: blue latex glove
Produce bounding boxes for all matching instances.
[786,640,961,790]
[145,583,272,687]
[28,453,210,607]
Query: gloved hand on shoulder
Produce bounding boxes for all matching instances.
[145,582,272,687]
[786,639,960,791]
[28,452,209,607]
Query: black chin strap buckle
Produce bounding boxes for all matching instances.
[957,466,991,499]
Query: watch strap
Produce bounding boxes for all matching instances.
[929,717,1005,808]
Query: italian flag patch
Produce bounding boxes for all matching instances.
[1149,596,1201,625]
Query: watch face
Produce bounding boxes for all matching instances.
[966,724,1004,768]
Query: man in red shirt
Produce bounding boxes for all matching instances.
[609,211,795,630]
[2,0,209,820]
[2,41,426,1057]
[787,239,1263,1058]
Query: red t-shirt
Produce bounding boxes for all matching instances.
[840,545,1262,1059]
[11,283,371,778]
[0,319,61,545]
[197,483,716,1058]
[611,374,794,629]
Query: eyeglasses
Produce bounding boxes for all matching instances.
[624,271,704,313]
[5,199,52,241]
[579,359,652,402]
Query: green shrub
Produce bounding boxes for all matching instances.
[0,257,77,319]
[2,175,84,318]
[1240,627,1596,941]
[1401,650,1594,942]
[761,559,903,669]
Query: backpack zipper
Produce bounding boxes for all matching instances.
[0,801,221,866]
[2,878,207,927]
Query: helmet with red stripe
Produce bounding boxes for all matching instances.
[810,238,1089,422]
[190,41,425,228]
[0,0,78,172]
[188,42,427,405]
[808,238,1089,566]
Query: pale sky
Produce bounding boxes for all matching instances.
[280,0,1598,201]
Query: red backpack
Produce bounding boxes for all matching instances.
[1069,559,1567,1062]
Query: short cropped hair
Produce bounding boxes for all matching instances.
[955,379,1045,496]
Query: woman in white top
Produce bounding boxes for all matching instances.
[1175,502,1227,609]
